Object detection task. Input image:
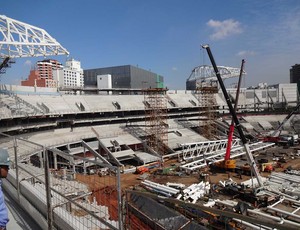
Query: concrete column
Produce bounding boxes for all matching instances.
[53,152,58,170]
[38,151,44,168]
[83,147,86,175]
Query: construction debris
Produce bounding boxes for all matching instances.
[141,179,211,205]
[141,180,180,197]
[179,181,210,203]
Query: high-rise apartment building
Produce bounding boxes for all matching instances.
[53,58,84,88]
[22,59,84,88]
[290,64,300,83]
[37,59,63,80]
[21,59,62,88]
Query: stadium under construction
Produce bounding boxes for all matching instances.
[2,14,300,230]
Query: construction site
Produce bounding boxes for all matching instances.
[2,15,300,230]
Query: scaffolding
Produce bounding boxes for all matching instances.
[144,88,168,155]
[196,82,218,140]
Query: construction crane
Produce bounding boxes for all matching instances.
[0,57,11,74]
[263,102,300,145]
[215,59,245,170]
[202,44,263,187]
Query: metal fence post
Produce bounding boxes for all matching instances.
[13,137,20,201]
[44,147,53,229]
[117,167,123,230]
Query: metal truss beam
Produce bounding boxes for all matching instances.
[0,15,69,58]
[265,197,300,224]
[187,65,246,82]
[180,139,241,160]
[180,141,275,172]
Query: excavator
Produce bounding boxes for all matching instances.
[202,44,263,187]
[214,59,245,170]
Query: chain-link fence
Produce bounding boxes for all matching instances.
[0,132,123,230]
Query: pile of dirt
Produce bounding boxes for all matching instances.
[92,186,119,220]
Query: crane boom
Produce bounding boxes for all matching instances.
[271,103,300,137]
[225,59,245,161]
[202,44,263,187]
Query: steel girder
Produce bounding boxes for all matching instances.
[0,15,69,58]
[187,65,246,82]
[180,139,241,160]
[180,141,275,172]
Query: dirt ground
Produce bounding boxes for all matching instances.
[76,145,300,196]
[74,144,300,229]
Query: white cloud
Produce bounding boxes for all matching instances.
[236,50,256,57]
[24,60,32,66]
[172,67,177,71]
[207,19,242,40]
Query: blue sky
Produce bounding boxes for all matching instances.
[1,0,300,89]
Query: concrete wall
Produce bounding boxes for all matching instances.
[1,84,58,95]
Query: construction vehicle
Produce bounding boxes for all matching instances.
[202,44,263,187]
[261,162,273,172]
[136,166,149,174]
[214,59,245,170]
[263,102,300,144]
[232,163,253,176]
[277,134,298,146]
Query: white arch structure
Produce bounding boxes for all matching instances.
[187,65,246,82]
[0,15,69,58]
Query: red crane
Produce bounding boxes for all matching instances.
[213,59,245,170]
[202,44,263,187]
[223,59,245,169]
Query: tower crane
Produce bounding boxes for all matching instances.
[202,44,263,187]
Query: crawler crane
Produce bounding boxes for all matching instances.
[215,59,245,170]
[202,44,263,187]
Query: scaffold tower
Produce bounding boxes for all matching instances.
[196,81,218,140]
[144,88,168,155]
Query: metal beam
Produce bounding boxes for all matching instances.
[180,139,241,160]
[187,65,246,82]
[127,190,297,230]
[81,140,112,166]
[180,141,274,172]
[0,15,69,58]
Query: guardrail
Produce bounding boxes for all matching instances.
[0,132,123,230]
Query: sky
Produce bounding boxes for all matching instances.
[1,0,300,89]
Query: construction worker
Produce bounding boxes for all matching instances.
[0,148,10,229]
